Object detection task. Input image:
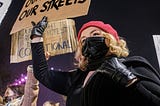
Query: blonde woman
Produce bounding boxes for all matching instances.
[30,17,160,106]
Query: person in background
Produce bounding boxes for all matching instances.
[3,84,24,105]
[3,65,39,106]
[3,50,51,105]
[30,16,160,106]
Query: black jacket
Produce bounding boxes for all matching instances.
[31,42,160,106]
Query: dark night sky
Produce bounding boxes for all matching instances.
[0,0,160,105]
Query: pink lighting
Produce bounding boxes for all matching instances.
[21,78,25,82]
[25,76,27,80]
[18,81,21,84]
[10,73,27,86]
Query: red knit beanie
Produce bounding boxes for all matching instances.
[77,21,119,41]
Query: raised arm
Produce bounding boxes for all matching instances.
[30,16,73,95]
[22,65,39,106]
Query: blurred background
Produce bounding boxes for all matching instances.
[0,0,160,105]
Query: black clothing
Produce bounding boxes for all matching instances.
[82,37,109,60]
[31,42,160,106]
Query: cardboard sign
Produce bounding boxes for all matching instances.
[153,35,160,69]
[10,0,91,34]
[10,19,78,63]
[0,0,12,24]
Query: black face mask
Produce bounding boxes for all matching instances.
[82,37,109,60]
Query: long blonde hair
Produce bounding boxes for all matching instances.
[104,33,129,57]
[74,32,129,71]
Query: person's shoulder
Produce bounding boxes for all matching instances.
[121,56,153,68]
[123,56,149,63]
[121,55,159,74]
[122,56,160,82]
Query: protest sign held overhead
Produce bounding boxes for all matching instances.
[10,19,78,63]
[10,0,91,34]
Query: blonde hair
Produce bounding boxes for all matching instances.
[74,32,129,71]
[103,33,129,57]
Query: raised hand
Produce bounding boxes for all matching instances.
[30,16,48,39]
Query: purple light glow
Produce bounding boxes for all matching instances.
[11,73,27,86]
[51,67,54,70]
[21,78,25,82]
[18,81,21,84]
[25,76,27,80]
